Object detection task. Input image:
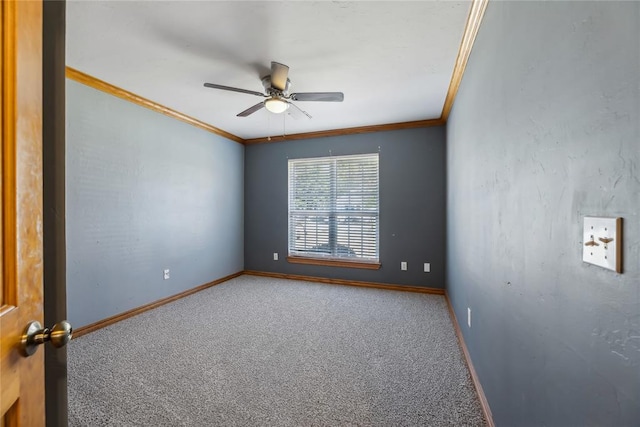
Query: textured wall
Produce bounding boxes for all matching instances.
[66,80,244,328]
[245,127,446,288]
[447,2,640,426]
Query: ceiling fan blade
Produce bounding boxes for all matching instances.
[290,92,344,102]
[204,83,266,98]
[286,102,312,120]
[270,62,290,91]
[237,102,265,117]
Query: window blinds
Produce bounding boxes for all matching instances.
[288,153,379,261]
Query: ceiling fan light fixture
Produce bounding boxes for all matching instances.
[203,62,343,118]
[265,97,289,114]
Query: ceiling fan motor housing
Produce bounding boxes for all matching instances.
[203,61,342,118]
[262,75,291,97]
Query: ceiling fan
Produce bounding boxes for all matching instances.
[204,61,344,119]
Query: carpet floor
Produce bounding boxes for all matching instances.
[68,275,486,426]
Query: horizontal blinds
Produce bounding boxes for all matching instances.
[288,153,379,261]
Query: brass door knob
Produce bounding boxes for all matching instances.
[20,320,73,357]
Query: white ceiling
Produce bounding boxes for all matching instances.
[66,1,471,140]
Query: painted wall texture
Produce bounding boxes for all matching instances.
[245,127,446,288]
[66,80,244,328]
[447,2,639,426]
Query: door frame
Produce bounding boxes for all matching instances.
[43,1,68,426]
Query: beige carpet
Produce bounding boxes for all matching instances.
[68,275,486,426]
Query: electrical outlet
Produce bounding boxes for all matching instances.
[424,263,430,273]
[273,252,279,261]
[401,261,407,271]
[163,269,170,280]
[467,308,471,328]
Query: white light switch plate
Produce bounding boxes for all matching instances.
[582,217,622,273]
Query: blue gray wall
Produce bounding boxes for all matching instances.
[245,127,446,288]
[447,2,640,426]
[66,80,244,328]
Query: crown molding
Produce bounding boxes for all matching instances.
[66,0,488,145]
[65,67,244,144]
[247,0,488,144]
[441,0,489,121]
[243,118,446,145]
[66,67,444,145]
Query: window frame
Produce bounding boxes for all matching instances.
[287,153,380,269]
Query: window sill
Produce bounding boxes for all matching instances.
[287,256,381,270]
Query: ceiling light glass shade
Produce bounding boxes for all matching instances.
[265,98,290,114]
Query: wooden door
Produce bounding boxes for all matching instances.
[0,1,45,426]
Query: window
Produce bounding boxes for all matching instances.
[288,153,379,266]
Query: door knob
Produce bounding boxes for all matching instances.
[20,320,73,357]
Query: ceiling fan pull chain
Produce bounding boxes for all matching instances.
[283,113,286,137]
